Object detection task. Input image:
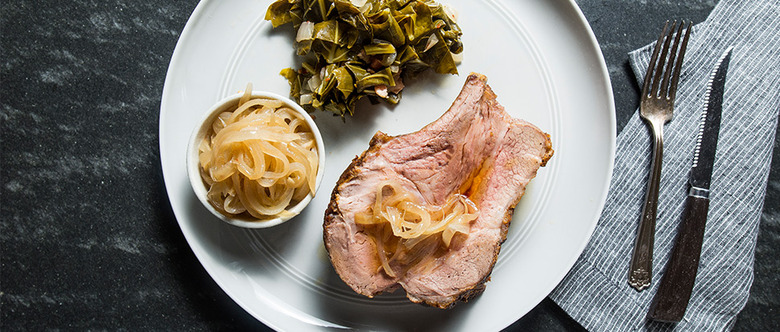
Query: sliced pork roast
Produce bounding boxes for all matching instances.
[323,73,554,308]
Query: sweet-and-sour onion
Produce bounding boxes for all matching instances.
[198,89,319,220]
[355,180,479,277]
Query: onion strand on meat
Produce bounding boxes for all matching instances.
[355,180,478,277]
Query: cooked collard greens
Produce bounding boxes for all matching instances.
[265,0,463,117]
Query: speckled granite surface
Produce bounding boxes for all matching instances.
[1,0,777,330]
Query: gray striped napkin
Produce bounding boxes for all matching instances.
[549,0,780,330]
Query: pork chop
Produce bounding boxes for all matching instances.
[323,73,553,308]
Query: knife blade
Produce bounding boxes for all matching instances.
[647,46,734,323]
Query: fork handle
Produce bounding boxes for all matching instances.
[629,122,664,291]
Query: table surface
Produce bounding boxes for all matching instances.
[2,0,778,330]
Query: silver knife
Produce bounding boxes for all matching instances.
[647,46,734,323]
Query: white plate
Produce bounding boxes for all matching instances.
[159,0,615,330]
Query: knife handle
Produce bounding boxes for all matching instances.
[648,193,709,322]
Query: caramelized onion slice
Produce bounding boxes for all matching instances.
[355,180,479,277]
[198,86,319,219]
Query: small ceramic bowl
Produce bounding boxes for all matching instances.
[186,91,325,228]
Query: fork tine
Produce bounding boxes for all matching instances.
[642,21,669,98]
[651,20,677,98]
[669,22,692,101]
[660,21,685,98]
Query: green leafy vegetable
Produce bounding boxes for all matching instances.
[266,0,464,117]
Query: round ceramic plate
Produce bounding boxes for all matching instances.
[160,0,615,330]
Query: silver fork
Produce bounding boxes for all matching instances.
[628,21,691,291]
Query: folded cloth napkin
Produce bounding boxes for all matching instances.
[549,0,780,330]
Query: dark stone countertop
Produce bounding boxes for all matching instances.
[1,0,777,330]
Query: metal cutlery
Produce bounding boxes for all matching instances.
[629,21,692,291]
[648,47,734,322]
